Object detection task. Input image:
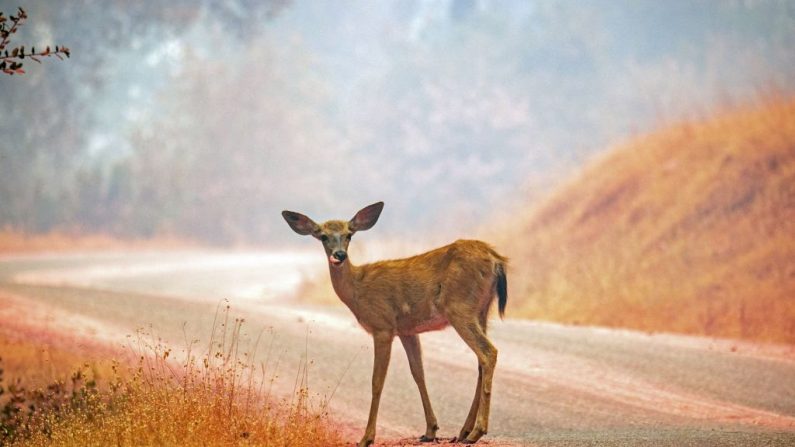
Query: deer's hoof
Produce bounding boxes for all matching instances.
[419,434,435,442]
[462,426,486,444]
[356,439,373,447]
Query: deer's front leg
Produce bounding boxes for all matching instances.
[359,331,393,447]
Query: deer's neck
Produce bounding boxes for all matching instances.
[329,261,356,304]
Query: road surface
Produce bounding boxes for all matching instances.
[1,251,794,446]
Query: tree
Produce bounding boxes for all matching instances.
[0,1,288,236]
[0,7,69,75]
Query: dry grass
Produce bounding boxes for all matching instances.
[0,333,120,391]
[1,305,344,446]
[496,96,795,344]
[0,229,194,254]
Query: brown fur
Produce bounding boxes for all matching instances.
[282,202,507,446]
[342,240,506,336]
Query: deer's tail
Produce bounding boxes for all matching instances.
[496,262,507,319]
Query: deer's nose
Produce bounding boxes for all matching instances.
[332,251,347,262]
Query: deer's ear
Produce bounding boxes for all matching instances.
[282,210,320,236]
[349,202,384,232]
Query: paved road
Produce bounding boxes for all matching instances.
[1,252,794,446]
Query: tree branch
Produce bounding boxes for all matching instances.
[0,7,70,75]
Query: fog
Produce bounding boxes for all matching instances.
[1,0,793,246]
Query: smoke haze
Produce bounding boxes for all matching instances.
[1,0,793,245]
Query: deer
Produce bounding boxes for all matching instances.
[281,202,507,446]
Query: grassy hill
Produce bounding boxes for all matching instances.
[501,98,795,344]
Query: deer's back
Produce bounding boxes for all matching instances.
[350,240,506,335]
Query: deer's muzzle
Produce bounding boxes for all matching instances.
[330,250,347,266]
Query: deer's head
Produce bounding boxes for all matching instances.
[282,202,384,267]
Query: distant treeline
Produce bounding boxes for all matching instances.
[0,0,292,244]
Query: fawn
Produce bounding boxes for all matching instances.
[282,202,507,446]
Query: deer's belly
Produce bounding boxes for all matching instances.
[397,314,449,336]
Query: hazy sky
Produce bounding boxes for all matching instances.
[2,0,794,245]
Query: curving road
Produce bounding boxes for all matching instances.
[1,251,794,446]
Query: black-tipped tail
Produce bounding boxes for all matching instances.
[496,263,507,319]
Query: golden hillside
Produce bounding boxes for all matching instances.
[503,98,795,343]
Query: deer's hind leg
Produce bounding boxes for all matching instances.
[447,311,497,444]
[458,365,482,441]
[400,334,439,442]
[456,311,489,441]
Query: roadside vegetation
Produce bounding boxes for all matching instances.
[0,306,343,446]
[497,96,795,344]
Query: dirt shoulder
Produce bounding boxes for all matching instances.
[0,230,195,255]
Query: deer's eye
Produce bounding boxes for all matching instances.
[320,235,329,242]
[345,234,353,240]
